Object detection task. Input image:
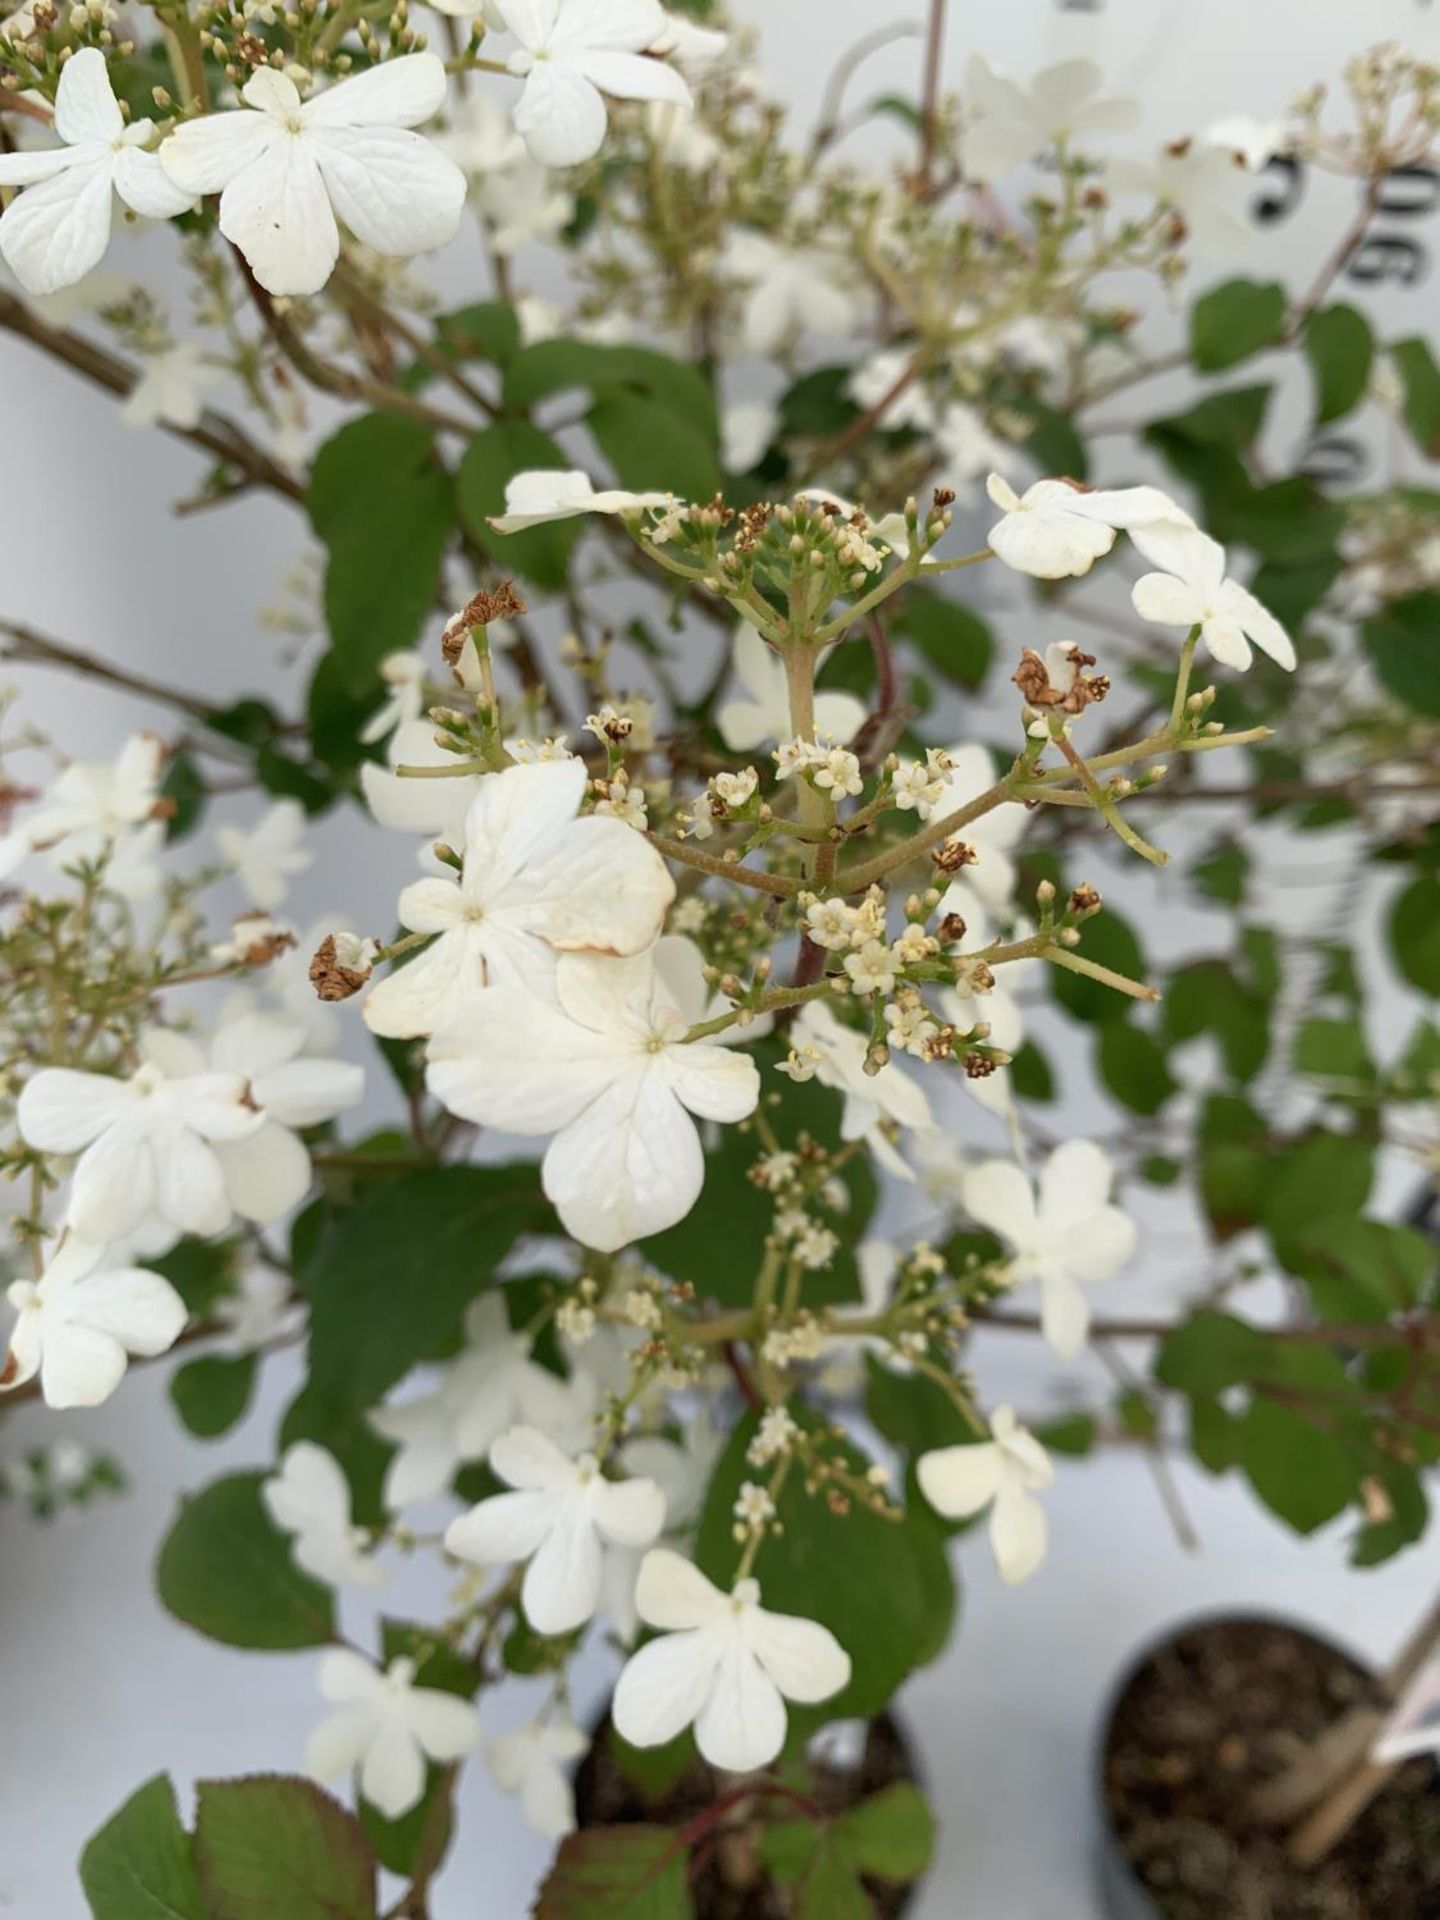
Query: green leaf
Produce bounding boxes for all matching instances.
[1192,841,1249,906]
[161,750,206,842]
[1363,592,1440,719]
[1303,305,1374,424]
[588,390,722,501]
[1097,1022,1176,1116]
[1390,875,1440,995]
[1190,279,1287,372]
[837,1782,935,1881]
[156,1473,334,1649]
[81,1775,206,1920]
[308,415,452,692]
[1392,337,1440,458]
[1197,1093,1270,1237]
[194,1777,376,1920]
[1239,1396,1356,1535]
[695,1411,955,1719]
[778,366,858,441]
[169,1354,258,1441]
[504,340,716,438]
[455,421,583,590]
[1156,1311,1278,1394]
[301,1165,546,1415]
[1263,1134,1374,1270]
[534,1826,692,1919]
[1035,1412,1098,1457]
[892,586,993,689]
[759,1831,869,1920]
[151,1240,241,1317]
[1051,909,1145,1026]
[1292,1016,1373,1084]
[865,1353,971,1456]
[1288,1217,1434,1323]
[435,300,520,367]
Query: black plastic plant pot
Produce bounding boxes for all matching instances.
[573,1709,926,1918]
[1093,1610,1440,1920]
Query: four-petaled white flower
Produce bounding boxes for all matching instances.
[2,1236,186,1409]
[216,799,315,911]
[717,623,866,755]
[17,1030,265,1243]
[364,757,674,1039]
[985,474,1194,580]
[306,1648,479,1818]
[490,468,672,533]
[359,651,429,746]
[263,1442,389,1589]
[963,54,1140,180]
[1131,524,1296,673]
[486,1716,588,1838]
[428,938,761,1250]
[371,1293,581,1509]
[119,342,226,430]
[496,0,693,171]
[918,1406,1054,1585]
[177,1006,364,1226]
[159,57,466,297]
[790,1000,932,1182]
[445,1425,666,1636]
[962,1139,1137,1358]
[612,1549,851,1772]
[722,229,861,358]
[0,50,195,297]
[0,733,167,897]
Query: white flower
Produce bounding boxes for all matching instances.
[623,1408,722,1534]
[649,9,728,67]
[306,1649,479,1818]
[721,396,778,473]
[118,342,226,430]
[962,1140,1137,1358]
[496,0,693,169]
[933,404,1015,503]
[0,50,195,297]
[478,156,575,252]
[1106,144,1255,261]
[361,717,485,843]
[2,1236,186,1409]
[216,799,315,910]
[428,938,761,1251]
[213,1265,302,1355]
[1203,116,1288,173]
[722,229,860,358]
[985,474,1195,580]
[487,1716,588,1838]
[204,1005,364,1224]
[263,1442,389,1589]
[0,733,166,894]
[436,86,528,171]
[612,1549,850,1771]
[717,624,865,754]
[158,56,466,298]
[489,468,673,532]
[963,54,1139,180]
[364,758,673,1040]
[790,1001,932,1182]
[359,651,428,746]
[17,1031,265,1243]
[444,1425,666,1636]
[371,1293,580,1509]
[917,1406,1053,1584]
[1131,524,1295,672]
[847,348,936,432]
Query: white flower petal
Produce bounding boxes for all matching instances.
[543,1069,702,1250]
[1037,1137,1113,1227]
[0,156,115,298]
[612,1629,725,1750]
[111,144,196,220]
[360,1725,426,1818]
[404,1687,479,1762]
[17,1068,135,1152]
[916,1441,1004,1519]
[427,986,626,1134]
[53,49,124,145]
[522,1500,604,1633]
[745,1605,850,1706]
[990,1479,1048,1584]
[444,1487,554,1565]
[302,52,448,129]
[512,64,610,169]
[634,1546,729,1630]
[1039,1269,1091,1359]
[695,1642,787,1772]
[593,1473,666,1549]
[159,110,277,197]
[961,1159,1038,1245]
[217,1122,313,1223]
[218,137,339,297]
[307,125,465,258]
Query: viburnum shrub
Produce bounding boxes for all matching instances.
[1,3,1438,1913]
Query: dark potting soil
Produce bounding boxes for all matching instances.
[573,1712,919,1918]
[1103,1617,1440,1920]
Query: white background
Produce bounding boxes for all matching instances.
[2,1,1440,1915]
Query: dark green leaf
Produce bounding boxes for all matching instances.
[308,415,452,691]
[80,1775,206,1920]
[588,390,722,501]
[534,1825,692,1919]
[1393,336,1440,458]
[504,340,716,438]
[301,1165,546,1414]
[1156,1312,1278,1394]
[892,586,993,689]
[1363,591,1440,719]
[1303,305,1374,424]
[455,421,582,590]
[169,1354,257,1441]
[1239,1396,1356,1535]
[1098,1022,1176,1116]
[1051,910,1145,1026]
[837,1782,935,1881]
[156,1473,334,1649]
[1390,875,1440,995]
[435,301,520,366]
[1190,279,1287,371]
[194,1777,376,1920]
[1264,1134,1374,1270]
